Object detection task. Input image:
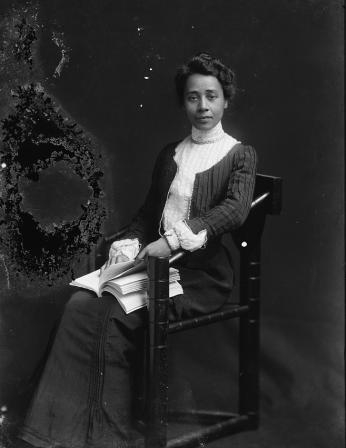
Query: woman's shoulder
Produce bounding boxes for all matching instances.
[155,140,182,163]
[220,130,255,156]
[211,140,257,174]
[227,140,257,163]
[162,139,183,153]
[150,140,181,175]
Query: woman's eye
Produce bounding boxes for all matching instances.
[207,95,217,100]
[187,96,198,102]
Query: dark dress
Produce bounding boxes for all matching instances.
[21,291,147,448]
[19,142,256,448]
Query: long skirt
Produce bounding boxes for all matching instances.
[19,243,233,447]
[20,290,149,448]
[18,288,185,448]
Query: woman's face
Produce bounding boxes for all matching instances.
[183,73,228,131]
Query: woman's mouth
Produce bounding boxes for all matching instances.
[197,116,212,121]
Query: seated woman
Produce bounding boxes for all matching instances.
[18,52,257,448]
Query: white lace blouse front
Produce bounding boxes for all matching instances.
[162,122,238,231]
[110,122,239,259]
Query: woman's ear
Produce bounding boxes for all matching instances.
[224,100,229,109]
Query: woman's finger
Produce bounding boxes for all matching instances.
[105,256,115,268]
[136,247,148,261]
[100,257,112,273]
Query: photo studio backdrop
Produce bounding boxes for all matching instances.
[0,1,343,447]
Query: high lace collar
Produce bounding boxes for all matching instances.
[191,121,225,144]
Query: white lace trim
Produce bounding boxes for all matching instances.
[164,229,180,251]
[165,221,207,252]
[191,121,225,144]
[109,238,140,261]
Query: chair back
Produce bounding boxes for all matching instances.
[231,174,282,251]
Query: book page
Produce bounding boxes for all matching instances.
[99,259,146,285]
[70,259,146,294]
[101,267,180,295]
[102,286,147,314]
[69,270,101,296]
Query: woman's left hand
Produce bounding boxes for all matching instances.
[136,237,172,261]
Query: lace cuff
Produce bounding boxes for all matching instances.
[165,221,207,252]
[109,238,141,260]
[163,230,180,251]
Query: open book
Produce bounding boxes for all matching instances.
[70,260,183,314]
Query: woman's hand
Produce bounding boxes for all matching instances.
[136,237,172,261]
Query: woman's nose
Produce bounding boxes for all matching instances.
[198,97,208,111]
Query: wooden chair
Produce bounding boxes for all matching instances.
[145,174,282,447]
[95,173,282,447]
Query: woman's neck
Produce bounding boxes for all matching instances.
[191,121,225,144]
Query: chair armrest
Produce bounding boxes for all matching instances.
[169,250,185,265]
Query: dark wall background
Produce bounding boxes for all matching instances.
[0,1,344,447]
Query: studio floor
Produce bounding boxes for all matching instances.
[167,405,344,448]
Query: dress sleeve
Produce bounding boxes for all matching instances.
[185,145,257,240]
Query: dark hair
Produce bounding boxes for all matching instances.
[175,52,236,106]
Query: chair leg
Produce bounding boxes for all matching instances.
[146,256,170,448]
[239,242,260,428]
[134,331,147,424]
